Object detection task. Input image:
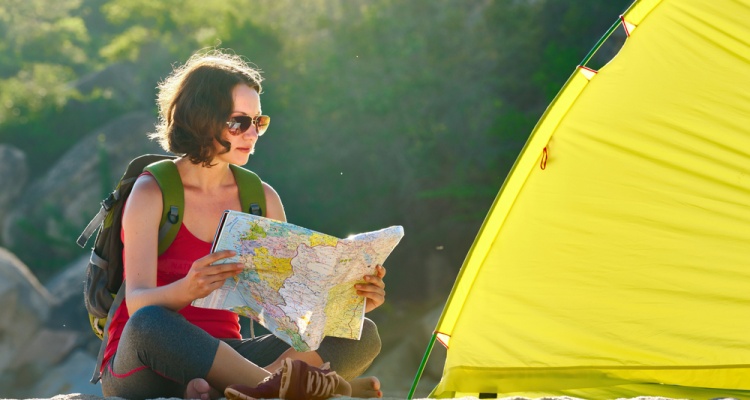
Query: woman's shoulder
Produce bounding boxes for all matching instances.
[132,172,163,195]
[261,181,286,221]
[261,180,277,194]
[125,173,164,214]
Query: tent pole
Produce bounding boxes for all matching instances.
[579,17,622,67]
[407,332,437,399]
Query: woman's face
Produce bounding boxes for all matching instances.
[215,83,263,165]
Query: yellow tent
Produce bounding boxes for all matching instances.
[411,0,750,398]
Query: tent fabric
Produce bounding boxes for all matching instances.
[431,0,750,398]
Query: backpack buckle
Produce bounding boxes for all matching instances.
[101,191,118,211]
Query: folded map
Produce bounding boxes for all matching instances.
[192,210,404,351]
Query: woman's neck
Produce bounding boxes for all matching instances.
[174,157,234,193]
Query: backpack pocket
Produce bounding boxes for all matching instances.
[84,250,114,339]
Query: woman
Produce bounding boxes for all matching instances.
[100,49,385,400]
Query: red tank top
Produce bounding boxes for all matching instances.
[102,223,241,371]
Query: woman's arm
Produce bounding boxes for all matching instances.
[122,175,172,313]
[123,175,243,314]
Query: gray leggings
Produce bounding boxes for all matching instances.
[101,305,381,399]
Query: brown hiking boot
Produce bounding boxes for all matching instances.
[224,358,341,400]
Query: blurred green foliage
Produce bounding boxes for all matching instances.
[0,0,631,304]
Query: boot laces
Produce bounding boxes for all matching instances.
[261,366,283,384]
[306,369,338,397]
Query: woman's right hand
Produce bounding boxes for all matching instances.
[182,250,245,300]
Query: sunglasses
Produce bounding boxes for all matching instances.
[226,115,271,136]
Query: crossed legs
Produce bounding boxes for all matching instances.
[102,306,382,399]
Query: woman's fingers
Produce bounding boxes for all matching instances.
[199,250,237,266]
[190,260,243,297]
[356,282,385,294]
[356,265,388,313]
[207,263,244,284]
[376,264,386,279]
[362,265,386,289]
[358,288,385,311]
[209,262,245,275]
[194,249,243,277]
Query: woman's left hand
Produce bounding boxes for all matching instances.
[356,264,387,313]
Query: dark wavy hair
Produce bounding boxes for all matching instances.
[150,49,263,166]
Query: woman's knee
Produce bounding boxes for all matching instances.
[125,305,179,342]
[318,318,381,380]
[360,318,382,359]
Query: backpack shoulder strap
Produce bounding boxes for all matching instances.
[144,159,184,254]
[230,164,266,217]
[77,154,175,248]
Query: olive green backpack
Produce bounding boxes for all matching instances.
[76,154,266,383]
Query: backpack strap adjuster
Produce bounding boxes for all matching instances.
[101,191,118,211]
[167,205,179,224]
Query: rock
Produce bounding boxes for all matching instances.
[2,111,164,269]
[44,254,102,358]
[2,253,104,398]
[0,145,28,243]
[11,329,78,369]
[45,254,89,306]
[25,350,102,398]
[45,254,94,333]
[0,247,52,374]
